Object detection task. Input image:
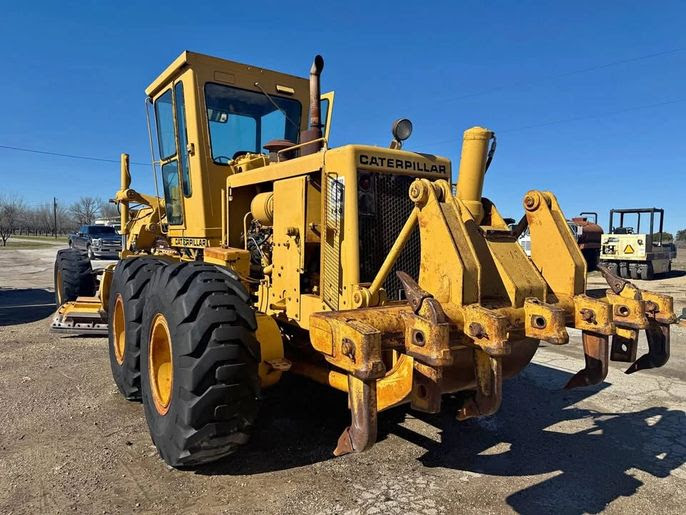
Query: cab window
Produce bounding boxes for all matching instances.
[161,161,183,225]
[155,90,176,159]
[204,83,301,164]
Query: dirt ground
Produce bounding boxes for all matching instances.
[1,244,685,514]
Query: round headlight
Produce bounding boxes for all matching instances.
[392,118,413,142]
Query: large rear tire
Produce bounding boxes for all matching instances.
[629,264,639,280]
[54,249,96,306]
[140,262,260,467]
[639,263,654,280]
[108,257,165,401]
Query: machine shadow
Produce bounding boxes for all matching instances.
[405,363,686,515]
[663,269,686,279]
[200,361,686,510]
[0,288,55,326]
[199,374,352,475]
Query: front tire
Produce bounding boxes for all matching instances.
[54,249,96,305]
[140,262,260,468]
[108,257,165,400]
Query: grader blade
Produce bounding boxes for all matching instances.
[50,297,108,335]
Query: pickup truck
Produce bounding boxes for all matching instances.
[68,225,121,260]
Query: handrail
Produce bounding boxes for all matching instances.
[276,137,328,162]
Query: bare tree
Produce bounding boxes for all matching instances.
[70,197,101,225]
[0,195,26,246]
[99,200,119,220]
[56,204,74,235]
[33,203,54,235]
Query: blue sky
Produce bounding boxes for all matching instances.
[1,1,684,232]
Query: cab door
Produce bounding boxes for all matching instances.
[154,81,192,228]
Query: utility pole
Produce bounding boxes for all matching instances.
[53,197,57,239]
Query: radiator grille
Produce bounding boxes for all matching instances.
[322,175,344,309]
[358,171,420,299]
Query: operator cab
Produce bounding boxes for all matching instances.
[144,51,332,244]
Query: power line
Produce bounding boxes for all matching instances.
[418,97,686,149]
[436,47,686,103]
[2,47,684,166]
[0,144,149,166]
[499,97,686,134]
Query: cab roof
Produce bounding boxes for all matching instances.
[145,50,309,98]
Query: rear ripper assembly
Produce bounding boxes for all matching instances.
[306,126,677,454]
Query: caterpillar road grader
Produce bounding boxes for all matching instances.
[52,51,677,468]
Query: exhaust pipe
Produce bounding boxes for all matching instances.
[309,55,324,134]
[300,55,325,155]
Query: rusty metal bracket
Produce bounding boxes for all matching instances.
[573,294,614,335]
[598,263,633,296]
[565,331,609,389]
[598,262,642,300]
[462,304,511,356]
[401,311,452,367]
[524,298,569,344]
[642,290,677,325]
[309,313,386,380]
[397,271,432,314]
[606,291,648,330]
[411,361,443,413]
[398,271,452,367]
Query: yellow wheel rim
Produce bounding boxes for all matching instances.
[56,269,63,305]
[149,313,173,415]
[113,294,126,365]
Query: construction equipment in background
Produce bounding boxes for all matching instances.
[510,213,602,270]
[52,51,677,468]
[569,212,603,270]
[600,208,676,280]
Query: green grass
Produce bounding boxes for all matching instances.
[12,234,68,242]
[0,238,62,249]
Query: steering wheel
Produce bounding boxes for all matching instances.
[213,151,253,164]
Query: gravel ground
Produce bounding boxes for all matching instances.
[1,245,685,514]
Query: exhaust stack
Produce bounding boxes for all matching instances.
[300,55,325,155]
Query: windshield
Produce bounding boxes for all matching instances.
[88,226,116,235]
[204,83,301,164]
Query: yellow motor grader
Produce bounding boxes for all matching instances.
[52,51,677,467]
